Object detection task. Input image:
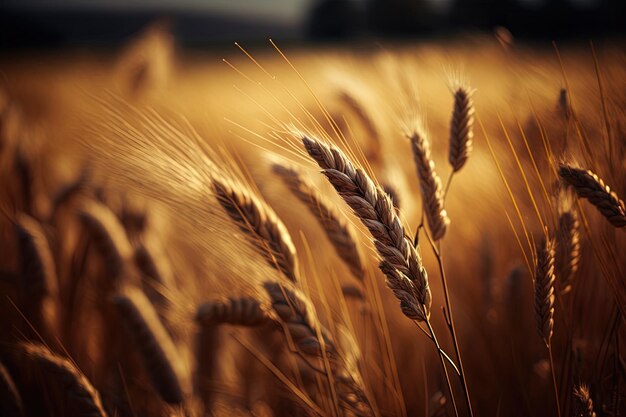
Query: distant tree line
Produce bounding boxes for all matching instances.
[307,0,626,39]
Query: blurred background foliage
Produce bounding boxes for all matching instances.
[0,0,624,49]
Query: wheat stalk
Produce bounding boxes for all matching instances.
[273,163,364,280]
[558,164,626,228]
[212,175,298,282]
[112,286,190,404]
[573,384,596,417]
[302,134,431,322]
[17,343,107,417]
[534,236,556,347]
[448,85,475,172]
[408,128,450,241]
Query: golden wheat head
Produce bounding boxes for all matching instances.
[534,236,556,347]
[195,298,270,327]
[273,163,365,280]
[448,85,475,172]
[17,343,107,417]
[112,286,190,404]
[556,191,581,294]
[558,164,626,228]
[408,128,450,241]
[301,134,431,322]
[212,175,298,282]
[573,384,596,417]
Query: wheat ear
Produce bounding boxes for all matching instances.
[558,164,626,228]
[77,199,134,280]
[408,128,450,241]
[556,194,580,294]
[302,134,431,322]
[15,213,59,340]
[0,361,24,417]
[573,384,596,417]
[17,343,107,417]
[448,85,475,172]
[273,163,364,280]
[212,175,297,282]
[196,298,270,327]
[264,281,372,416]
[264,281,334,357]
[112,286,190,404]
[534,236,556,347]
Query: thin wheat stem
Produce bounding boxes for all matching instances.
[443,172,455,201]
[434,247,474,417]
[548,345,562,417]
[421,308,460,417]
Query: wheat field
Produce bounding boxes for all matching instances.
[0,26,625,417]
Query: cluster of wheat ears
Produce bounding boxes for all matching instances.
[0,33,625,417]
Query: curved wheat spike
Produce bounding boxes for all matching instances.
[212,175,298,282]
[264,281,373,416]
[408,128,450,241]
[559,164,626,228]
[301,134,431,322]
[112,286,190,404]
[0,361,24,417]
[17,343,107,417]
[573,384,596,417]
[196,298,270,327]
[77,199,134,280]
[534,236,556,347]
[273,163,364,280]
[14,213,59,340]
[556,191,580,294]
[448,85,475,172]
